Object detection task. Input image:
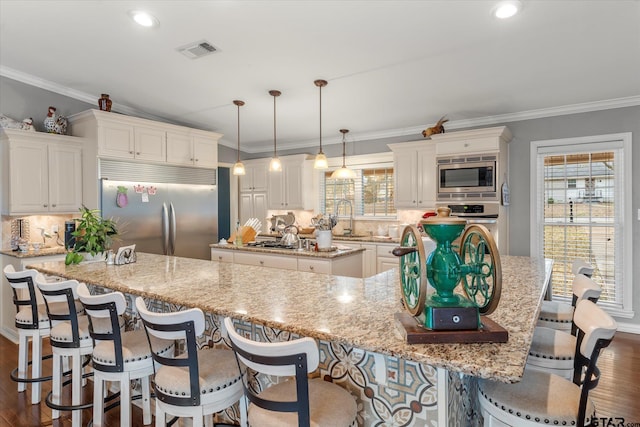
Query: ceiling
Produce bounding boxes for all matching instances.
[1,1,639,154]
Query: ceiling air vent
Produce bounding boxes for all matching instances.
[177,40,218,59]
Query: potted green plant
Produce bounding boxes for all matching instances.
[65,206,118,265]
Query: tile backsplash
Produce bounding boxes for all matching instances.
[266,209,429,236]
[2,214,74,249]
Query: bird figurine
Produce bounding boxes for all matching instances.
[44,106,57,133]
[422,116,449,138]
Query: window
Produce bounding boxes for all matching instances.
[530,133,633,317]
[321,167,396,217]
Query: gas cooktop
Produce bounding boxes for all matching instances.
[247,240,296,250]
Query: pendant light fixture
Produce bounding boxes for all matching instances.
[330,129,357,180]
[268,90,282,172]
[232,100,246,176]
[313,79,328,169]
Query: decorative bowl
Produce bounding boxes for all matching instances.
[18,243,30,252]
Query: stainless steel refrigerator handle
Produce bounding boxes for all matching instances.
[162,203,170,255]
[169,202,177,255]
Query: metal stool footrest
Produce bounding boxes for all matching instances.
[10,353,53,384]
[44,355,94,412]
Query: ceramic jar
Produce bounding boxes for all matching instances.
[98,94,112,112]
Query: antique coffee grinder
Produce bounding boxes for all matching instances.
[393,207,502,330]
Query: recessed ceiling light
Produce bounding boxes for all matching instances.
[129,10,159,27]
[493,1,522,19]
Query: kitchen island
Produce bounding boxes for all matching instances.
[210,242,364,277]
[27,253,551,426]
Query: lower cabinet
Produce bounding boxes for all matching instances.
[375,243,400,274]
[210,248,363,277]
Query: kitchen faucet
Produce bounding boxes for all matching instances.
[335,199,354,236]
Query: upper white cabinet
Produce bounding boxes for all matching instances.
[432,126,512,156]
[69,109,220,166]
[267,155,312,210]
[389,141,436,209]
[240,160,269,193]
[166,131,218,168]
[1,129,82,215]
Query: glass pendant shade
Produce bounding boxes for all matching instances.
[269,157,282,172]
[232,100,245,176]
[314,152,328,169]
[233,161,246,176]
[313,79,328,169]
[330,166,357,180]
[330,128,356,180]
[269,90,282,173]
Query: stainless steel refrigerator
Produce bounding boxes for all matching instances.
[99,161,218,260]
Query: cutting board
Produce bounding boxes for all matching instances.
[228,226,257,244]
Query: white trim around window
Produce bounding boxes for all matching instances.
[530,132,633,318]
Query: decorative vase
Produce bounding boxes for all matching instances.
[98,94,112,112]
[44,106,57,133]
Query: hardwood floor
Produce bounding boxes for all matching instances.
[1,332,639,426]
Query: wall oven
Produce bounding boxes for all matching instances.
[437,154,498,200]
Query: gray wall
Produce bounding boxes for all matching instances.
[2,76,638,328]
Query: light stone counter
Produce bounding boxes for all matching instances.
[1,246,67,258]
[27,252,551,383]
[209,243,365,259]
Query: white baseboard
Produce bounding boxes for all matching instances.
[0,327,19,344]
[615,321,640,334]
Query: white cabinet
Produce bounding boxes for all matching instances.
[389,141,436,209]
[1,129,82,215]
[166,131,218,168]
[234,252,298,270]
[375,242,399,274]
[239,160,269,226]
[98,121,166,162]
[240,160,269,192]
[432,126,512,156]
[360,244,378,278]
[239,192,268,227]
[267,155,312,210]
[210,247,363,277]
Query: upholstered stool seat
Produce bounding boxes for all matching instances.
[91,328,171,368]
[249,377,358,426]
[479,300,617,427]
[479,369,595,425]
[15,300,83,326]
[153,347,240,401]
[527,327,576,379]
[538,272,601,332]
[136,297,245,427]
[224,317,358,427]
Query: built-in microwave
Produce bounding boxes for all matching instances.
[436,154,498,200]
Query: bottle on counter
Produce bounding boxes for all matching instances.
[234,221,243,247]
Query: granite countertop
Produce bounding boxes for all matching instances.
[27,252,551,383]
[258,232,401,244]
[209,243,365,259]
[1,246,67,258]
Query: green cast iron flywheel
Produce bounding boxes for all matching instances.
[459,224,502,315]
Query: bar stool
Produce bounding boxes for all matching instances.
[36,275,92,425]
[3,265,53,404]
[224,317,358,427]
[77,283,168,427]
[478,300,617,427]
[529,274,602,379]
[538,264,600,332]
[135,297,245,427]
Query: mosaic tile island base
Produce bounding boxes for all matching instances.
[27,253,551,426]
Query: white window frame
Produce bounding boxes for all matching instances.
[530,132,633,318]
[318,152,396,220]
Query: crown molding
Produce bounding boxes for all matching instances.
[4,65,638,154]
[0,65,172,123]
